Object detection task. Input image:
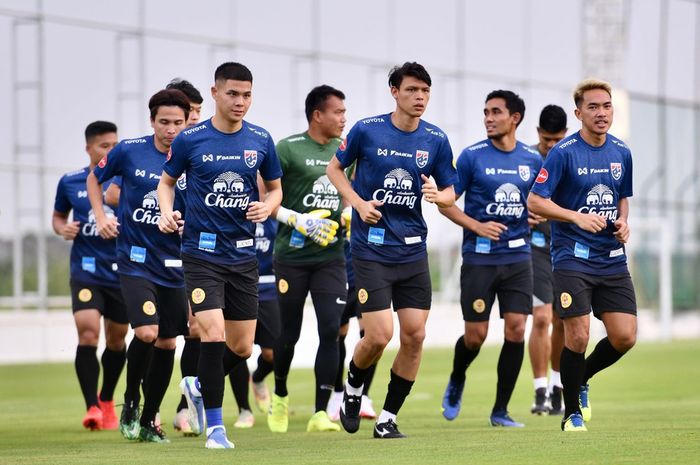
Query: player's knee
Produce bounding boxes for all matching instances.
[78,328,99,346]
[401,328,425,350]
[134,326,158,343]
[532,311,551,330]
[363,332,391,353]
[233,345,253,360]
[155,337,177,350]
[261,348,273,362]
[610,332,636,353]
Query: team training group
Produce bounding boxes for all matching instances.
[52,60,637,448]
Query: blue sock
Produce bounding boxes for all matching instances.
[205,407,223,429]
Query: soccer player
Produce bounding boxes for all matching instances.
[87,89,191,443]
[528,79,637,431]
[167,78,203,127]
[439,90,542,428]
[266,84,346,434]
[528,105,568,415]
[52,121,128,431]
[158,62,283,449]
[326,62,457,439]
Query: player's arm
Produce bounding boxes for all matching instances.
[52,210,80,241]
[86,171,119,239]
[247,178,282,224]
[438,194,507,241]
[527,192,606,233]
[156,173,182,233]
[613,197,630,244]
[104,183,120,207]
[326,156,382,225]
[421,174,455,208]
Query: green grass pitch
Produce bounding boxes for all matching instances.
[0,339,698,464]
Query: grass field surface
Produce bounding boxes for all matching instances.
[1,339,698,464]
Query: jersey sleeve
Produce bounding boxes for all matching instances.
[454,149,474,197]
[111,176,122,187]
[431,136,458,188]
[335,123,362,168]
[275,139,289,173]
[163,135,188,179]
[529,146,566,199]
[92,143,124,184]
[619,149,633,198]
[259,136,283,181]
[53,176,71,214]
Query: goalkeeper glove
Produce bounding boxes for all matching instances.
[276,207,339,247]
[341,206,352,241]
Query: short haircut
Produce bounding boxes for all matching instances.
[148,89,190,121]
[538,105,567,133]
[485,90,526,127]
[166,78,203,104]
[304,85,346,123]
[84,121,117,143]
[573,78,612,108]
[214,62,253,84]
[388,62,431,88]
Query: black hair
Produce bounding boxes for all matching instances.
[304,85,346,123]
[485,90,526,127]
[538,104,567,133]
[148,89,190,121]
[166,78,203,104]
[388,62,432,88]
[84,121,117,143]
[214,62,253,83]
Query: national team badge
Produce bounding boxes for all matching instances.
[244,150,257,168]
[78,289,92,303]
[610,162,622,180]
[358,288,368,304]
[519,165,530,181]
[142,300,156,316]
[191,288,206,305]
[278,279,289,294]
[560,292,572,310]
[416,150,429,168]
[472,299,486,313]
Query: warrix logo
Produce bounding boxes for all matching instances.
[83,205,116,236]
[372,168,417,209]
[303,175,340,210]
[255,222,271,253]
[205,171,249,209]
[486,183,525,218]
[578,183,617,220]
[132,190,161,225]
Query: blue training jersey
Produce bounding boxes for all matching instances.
[164,119,283,266]
[92,135,186,287]
[336,114,457,264]
[255,218,277,302]
[456,139,542,265]
[529,131,633,275]
[54,167,120,288]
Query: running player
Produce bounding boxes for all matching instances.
[52,121,127,431]
[439,90,541,428]
[158,62,283,449]
[326,62,457,439]
[528,105,568,415]
[87,89,191,443]
[528,79,637,431]
[266,85,345,434]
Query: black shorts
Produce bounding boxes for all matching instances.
[553,269,637,319]
[70,281,128,324]
[274,258,347,301]
[340,286,360,326]
[119,275,189,338]
[353,257,432,312]
[460,260,533,322]
[183,254,258,321]
[256,298,281,348]
[532,251,554,306]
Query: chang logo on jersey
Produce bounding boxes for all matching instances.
[205,171,249,209]
[578,183,617,220]
[132,190,161,224]
[372,168,417,209]
[486,183,524,218]
[303,175,340,210]
[255,223,271,253]
[82,206,116,236]
[416,150,429,168]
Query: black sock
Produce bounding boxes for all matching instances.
[229,360,252,412]
[273,341,296,397]
[334,334,347,391]
[140,346,175,425]
[348,359,370,390]
[99,347,126,402]
[492,339,524,413]
[75,345,99,409]
[583,337,624,385]
[177,338,200,412]
[382,370,414,415]
[199,341,226,410]
[560,347,586,418]
[450,336,480,384]
[362,363,377,396]
[252,354,273,383]
[140,342,154,402]
[314,316,340,412]
[124,337,153,405]
[223,346,247,373]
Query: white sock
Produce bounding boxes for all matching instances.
[345,380,363,397]
[549,370,562,391]
[534,377,548,391]
[377,410,396,424]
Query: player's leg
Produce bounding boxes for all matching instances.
[72,303,103,430]
[225,319,256,430]
[175,306,199,435]
[357,316,377,419]
[99,313,128,430]
[251,298,279,413]
[529,303,552,414]
[329,320,350,421]
[548,310,565,415]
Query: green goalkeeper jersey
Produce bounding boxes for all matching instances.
[273,132,344,264]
